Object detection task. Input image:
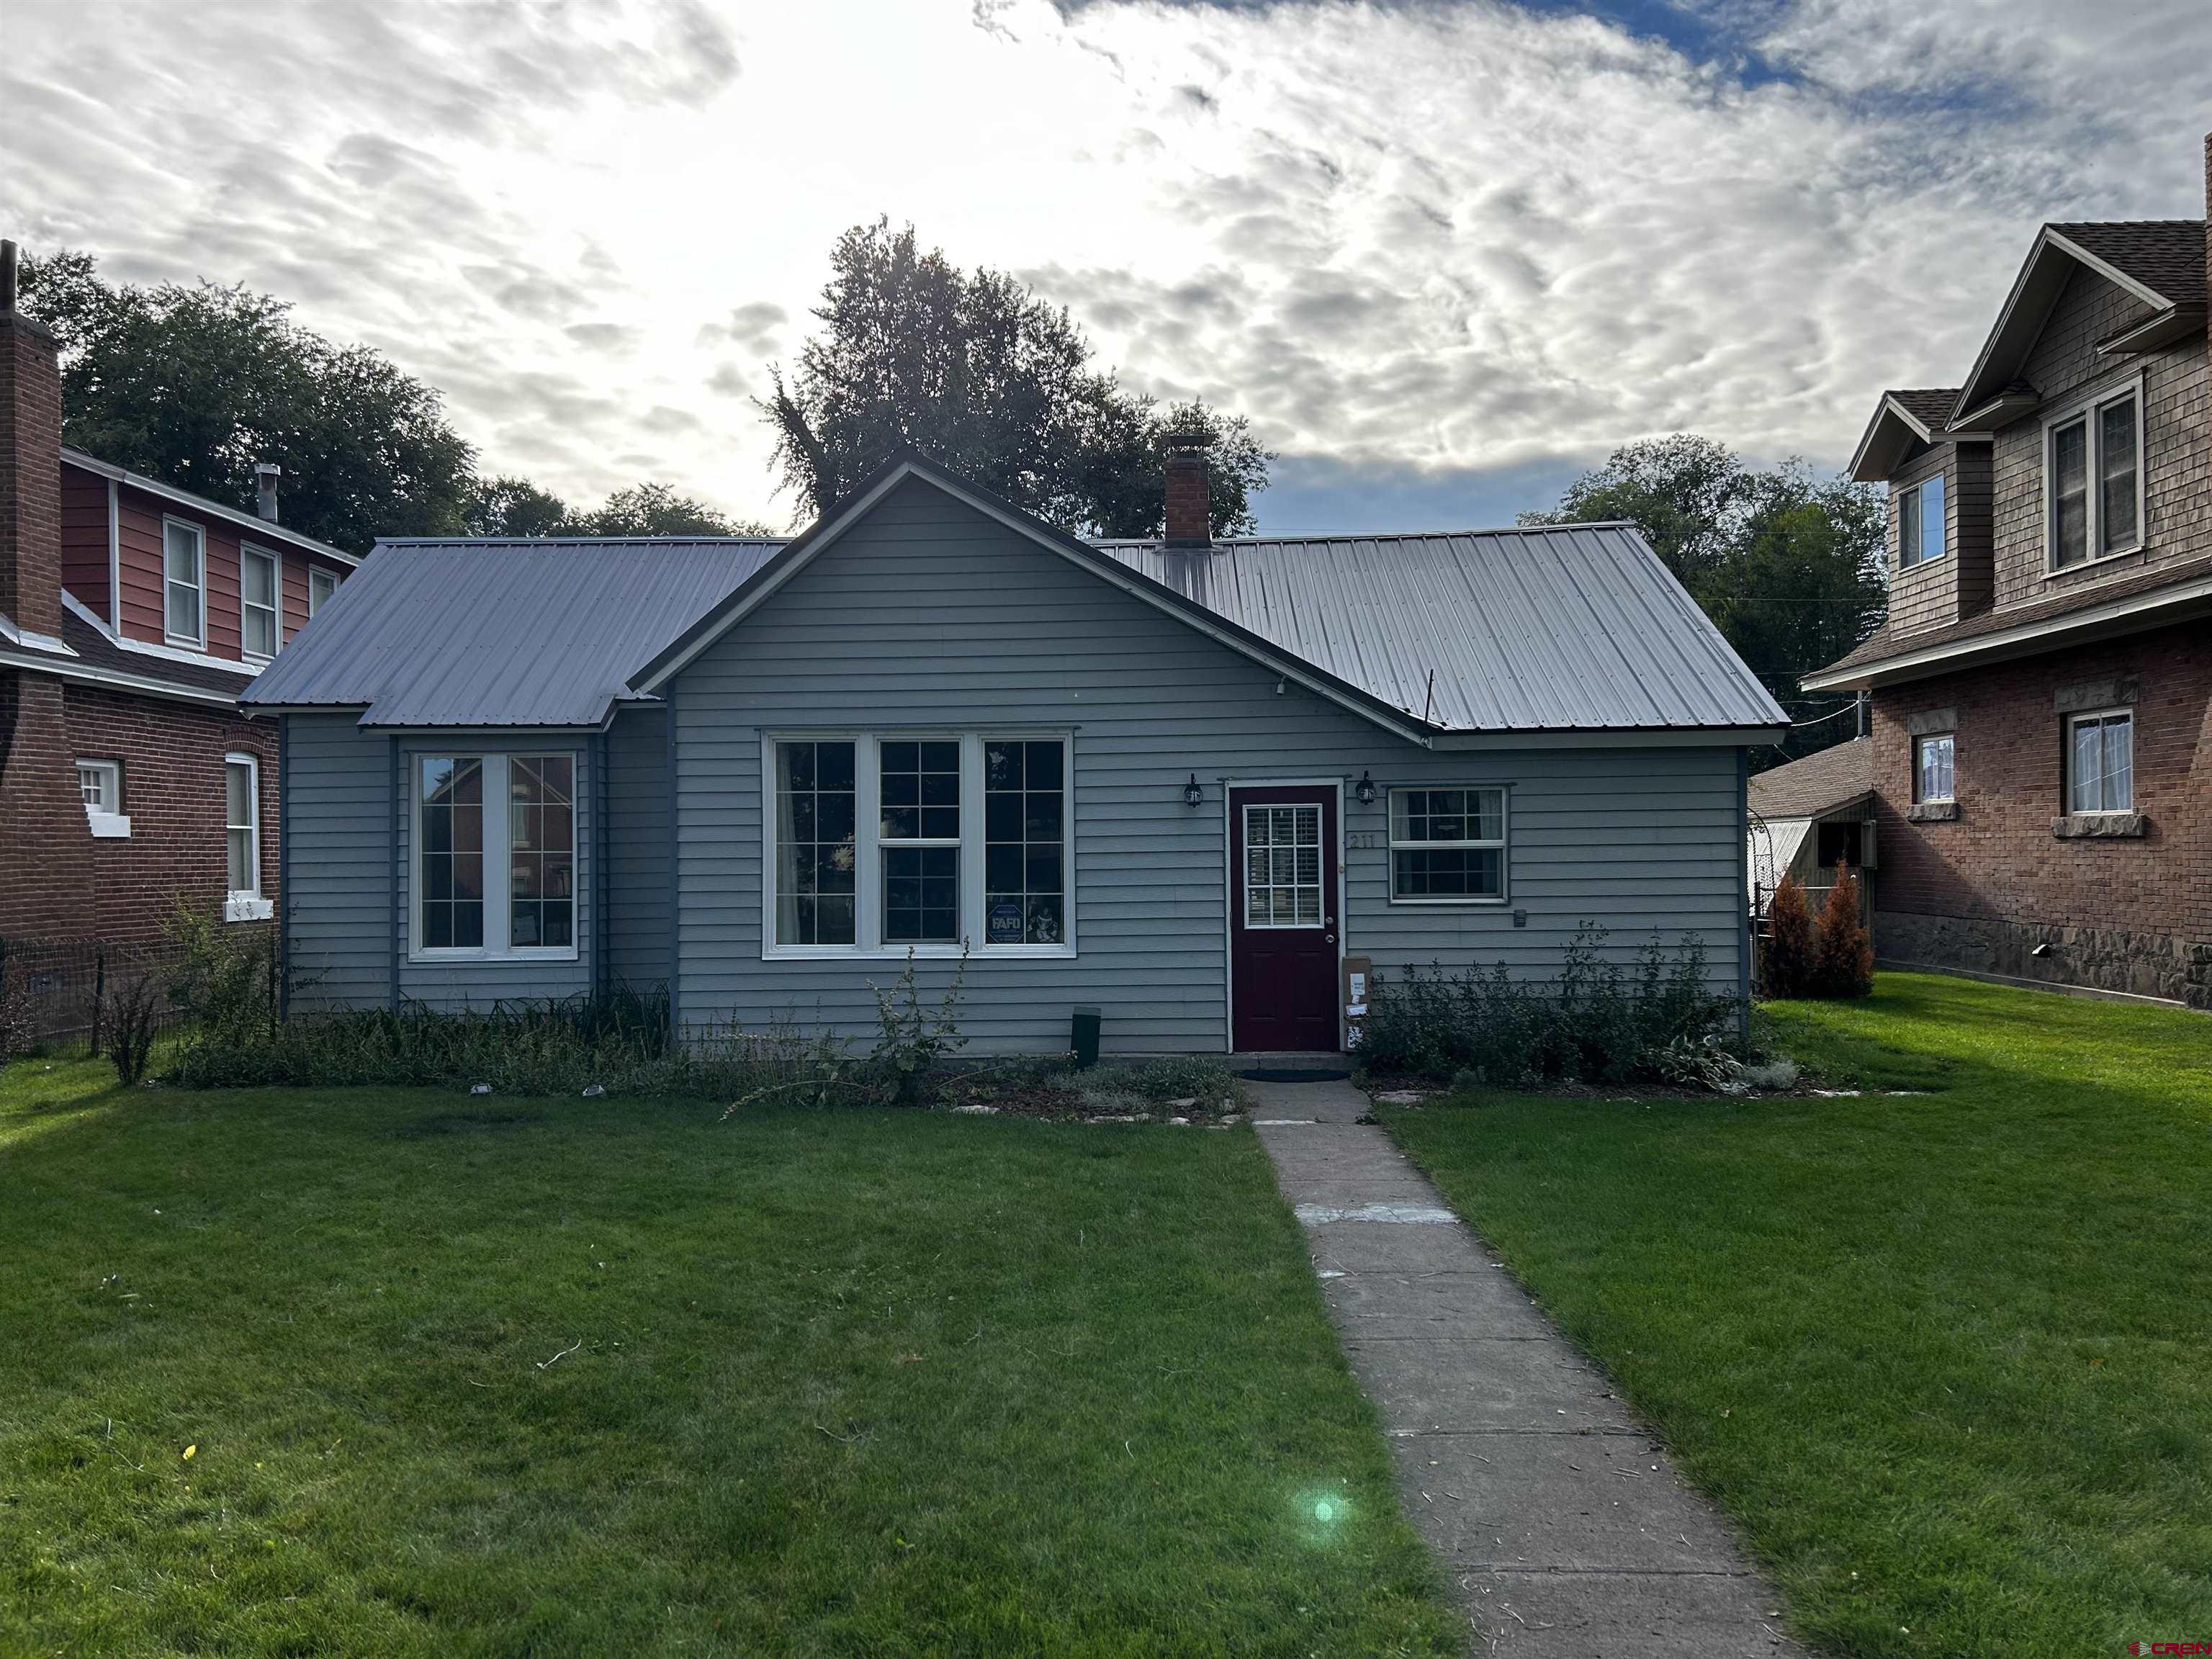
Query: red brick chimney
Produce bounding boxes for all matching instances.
[0,240,64,642]
[1164,428,1210,548]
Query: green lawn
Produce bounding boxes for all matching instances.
[1380,971,2212,1658]
[0,1062,1460,1657]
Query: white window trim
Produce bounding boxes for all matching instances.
[759,730,1078,961]
[78,758,130,838]
[1386,784,1511,906]
[408,750,582,963]
[162,515,208,648]
[1912,732,1956,805]
[240,542,282,662]
[2043,372,2146,575]
[308,565,338,616]
[223,752,272,921]
[2063,707,2135,816]
[1897,473,1946,570]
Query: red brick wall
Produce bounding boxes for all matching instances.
[1,312,64,639]
[0,668,279,945]
[1869,621,2212,1002]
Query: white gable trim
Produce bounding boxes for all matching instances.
[631,459,1439,746]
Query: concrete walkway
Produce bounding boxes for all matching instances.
[1249,1076,1802,1658]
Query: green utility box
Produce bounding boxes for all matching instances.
[1070,1006,1102,1069]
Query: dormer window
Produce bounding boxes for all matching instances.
[2046,382,2143,570]
[1897,474,1946,569]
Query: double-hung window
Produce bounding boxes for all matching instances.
[2066,711,2133,815]
[308,566,339,616]
[413,752,576,956]
[224,754,271,920]
[1897,472,1945,568]
[163,518,206,646]
[767,733,1073,955]
[2048,382,2143,570]
[241,546,280,659]
[1912,733,1955,804]
[1389,787,1508,903]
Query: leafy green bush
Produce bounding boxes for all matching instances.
[1360,926,1728,1085]
[867,950,968,1107]
[163,900,276,1056]
[1114,1054,1241,1104]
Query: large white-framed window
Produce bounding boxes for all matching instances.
[223,753,272,921]
[77,758,130,838]
[163,517,207,646]
[411,751,577,959]
[2065,709,2134,815]
[1897,472,1946,569]
[2046,378,2144,572]
[240,544,280,660]
[763,731,1075,958]
[1388,786,1509,904]
[308,565,339,616]
[1912,733,1955,804]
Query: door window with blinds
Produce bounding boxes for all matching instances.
[766,732,1074,956]
[1243,804,1324,927]
[413,752,576,957]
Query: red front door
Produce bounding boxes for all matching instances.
[1228,785,1341,1051]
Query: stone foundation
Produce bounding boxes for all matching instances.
[1878,910,2211,1010]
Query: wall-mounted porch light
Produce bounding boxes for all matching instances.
[1184,773,1204,809]
[1354,769,1377,806]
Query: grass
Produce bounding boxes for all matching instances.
[0,1061,1460,1657]
[1378,970,2212,1658]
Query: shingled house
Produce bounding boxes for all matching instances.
[1804,135,2211,1008]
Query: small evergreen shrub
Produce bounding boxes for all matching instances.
[1762,876,1815,999]
[1811,860,1874,998]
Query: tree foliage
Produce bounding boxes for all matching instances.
[765,219,1270,536]
[1524,435,1889,765]
[19,251,477,557]
[1762,875,1816,999]
[1811,860,1874,997]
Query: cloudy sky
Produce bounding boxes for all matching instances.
[4,0,2208,533]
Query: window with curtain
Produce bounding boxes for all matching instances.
[1912,733,1954,804]
[775,740,857,945]
[418,757,485,948]
[2067,712,2133,814]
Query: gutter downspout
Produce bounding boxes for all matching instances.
[1737,746,1753,1041]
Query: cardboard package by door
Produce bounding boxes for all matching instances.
[1341,953,1372,1051]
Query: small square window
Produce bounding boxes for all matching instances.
[78,759,120,816]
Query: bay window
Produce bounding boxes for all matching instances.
[765,732,1073,956]
[2048,382,2143,570]
[1389,787,1508,903]
[413,752,575,957]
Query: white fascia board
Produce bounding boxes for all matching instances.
[1802,574,2212,691]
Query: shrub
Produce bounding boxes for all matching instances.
[1763,876,1815,999]
[109,976,161,1086]
[1114,1054,1240,1105]
[164,900,274,1056]
[1651,1032,1750,1095]
[1362,926,1727,1086]
[867,948,969,1107]
[1811,859,1874,998]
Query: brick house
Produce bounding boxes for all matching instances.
[1803,136,2211,1010]
[1,240,356,966]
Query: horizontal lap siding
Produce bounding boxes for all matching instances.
[673,480,1745,1053]
[605,706,670,989]
[283,714,394,1010]
[60,469,109,621]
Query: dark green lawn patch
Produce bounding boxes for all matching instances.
[1380,971,2212,1658]
[0,1063,1458,1657]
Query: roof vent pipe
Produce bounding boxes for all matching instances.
[255,462,282,523]
[1164,428,1210,549]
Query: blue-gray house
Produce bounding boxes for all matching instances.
[240,450,1786,1053]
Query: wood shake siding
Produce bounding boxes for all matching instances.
[1990,267,2212,610]
[1885,445,1962,635]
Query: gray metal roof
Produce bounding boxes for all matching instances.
[240,538,781,727]
[246,473,1784,735]
[1091,526,1785,732]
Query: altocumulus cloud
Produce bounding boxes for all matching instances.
[0,0,2205,531]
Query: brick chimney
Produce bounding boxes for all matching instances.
[2203,131,2211,321]
[1164,428,1210,548]
[0,239,64,641]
